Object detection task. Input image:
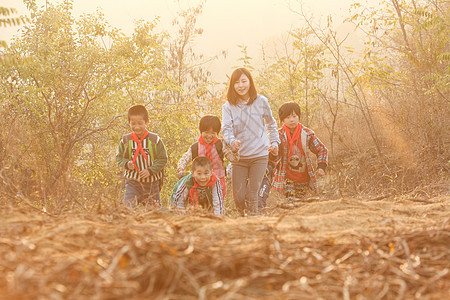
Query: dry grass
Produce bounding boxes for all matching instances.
[0,192,449,299]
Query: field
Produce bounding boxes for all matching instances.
[1,192,449,299]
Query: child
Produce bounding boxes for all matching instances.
[172,156,225,215]
[116,104,168,208]
[273,102,328,202]
[177,115,239,198]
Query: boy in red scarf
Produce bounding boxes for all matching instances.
[177,115,239,198]
[172,156,225,215]
[273,102,328,202]
[116,105,168,208]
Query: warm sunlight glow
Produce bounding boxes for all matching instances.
[1,0,447,298]
[2,0,378,79]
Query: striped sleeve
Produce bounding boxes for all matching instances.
[173,180,189,212]
[177,147,193,173]
[116,138,129,169]
[212,180,225,215]
[306,128,328,169]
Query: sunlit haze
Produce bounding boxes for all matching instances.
[1,0,379,81]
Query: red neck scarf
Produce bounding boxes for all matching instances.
[189,172,218,207]
[198,135,219,162]
[130,130,148,172]
[283,123,302,157]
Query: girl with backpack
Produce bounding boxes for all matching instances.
[177,115,239,198]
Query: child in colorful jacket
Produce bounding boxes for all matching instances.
[116,105,168,208]
[177,115,239,198]
[273,102,328,201]
[172,156,225,215]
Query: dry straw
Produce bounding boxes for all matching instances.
[0,195,449,299]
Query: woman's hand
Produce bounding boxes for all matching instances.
[231,140,241,153]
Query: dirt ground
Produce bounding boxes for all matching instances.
[0,192,449,299]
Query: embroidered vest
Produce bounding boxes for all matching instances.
[122,132,163,184]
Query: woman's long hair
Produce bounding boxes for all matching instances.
[226,68,258,106]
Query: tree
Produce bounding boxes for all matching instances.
[349,0,449,173]
[0,1,166,209]
[165,1,214,106]
[314,21,348,159]
[151,1,226,201]
[0,5,29,63]
[257,29,326,126]
[234,44,254,71]
[294,3,386,162]
[287,0,449,192]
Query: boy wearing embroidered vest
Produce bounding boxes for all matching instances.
[116,105,168,208]
[273,102,328,202]
[172,156,225,215]
[177,115,239,198]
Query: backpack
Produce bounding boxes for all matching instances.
[191,140,224,162]
[122,132,165,188]
[170,173,194,205]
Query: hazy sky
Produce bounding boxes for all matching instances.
[1,0,378,80]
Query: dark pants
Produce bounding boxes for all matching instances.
[232,156,268,216]
[123,179,161,209]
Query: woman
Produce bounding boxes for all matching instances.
[222,68,280,216]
